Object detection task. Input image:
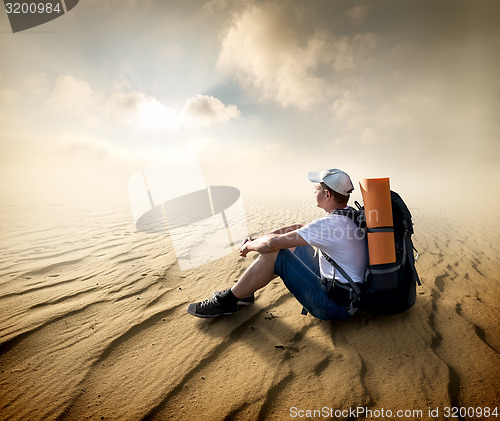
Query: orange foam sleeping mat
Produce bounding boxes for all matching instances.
[359,177,396,265]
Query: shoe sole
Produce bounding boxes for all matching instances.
[237,299,254,306]
[186,305,238,318]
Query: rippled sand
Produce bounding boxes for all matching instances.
[0,198,499,420]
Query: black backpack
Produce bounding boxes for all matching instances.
[325,190,421,315]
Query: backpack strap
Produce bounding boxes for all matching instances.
[402,220,422,287]
[321,250,362,295]
[366,227,393,233]
[405,234,422,286]
[321,250,362,316]
[331,207,361,224]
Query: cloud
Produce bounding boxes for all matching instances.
[48,75,96,108]
[1,132,118,166]
[0,87,19,103]
[346,4,370,24]
[180,94,240,125]
[104,90,179,132]
[24,73,50,96]
[332,90,363,120]
[327,88,423,149]
[217,2,379,110]
[157,44,185,62]
[45,75,240,132]
[105,91,240,131]
[0,131,152,206]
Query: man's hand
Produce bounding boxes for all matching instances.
[239,236,255,258]
[238,231,307,257]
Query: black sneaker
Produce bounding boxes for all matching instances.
[214,289,255,306]
[187,293,239,318]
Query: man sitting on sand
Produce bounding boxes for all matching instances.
[187,169,367,321]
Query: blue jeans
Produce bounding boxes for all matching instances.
[273,245,350,321]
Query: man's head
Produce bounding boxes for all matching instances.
[308,169,354,210]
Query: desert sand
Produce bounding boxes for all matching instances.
[1,197,499,420]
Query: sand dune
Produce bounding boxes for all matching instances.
[1,199,499,420]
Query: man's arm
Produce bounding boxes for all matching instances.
[270,224,304,235]
[239,230,307,257]
[240,224,303,246]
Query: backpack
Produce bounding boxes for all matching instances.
[325,190,421,315]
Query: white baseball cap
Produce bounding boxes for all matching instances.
[308,169,354,195]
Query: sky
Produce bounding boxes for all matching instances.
[1,0,499,211]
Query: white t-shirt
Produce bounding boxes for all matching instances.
[296,212,367,284]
